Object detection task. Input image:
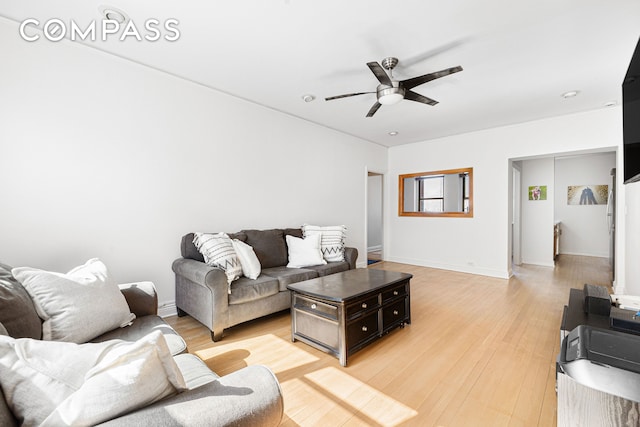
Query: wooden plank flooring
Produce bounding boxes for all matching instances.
[166,255,612,426]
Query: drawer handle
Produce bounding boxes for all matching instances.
[362,326,368,332]
[361,303,367,309]
[311,303,317,309]
[393,310,399,316]
[393,290,399,296]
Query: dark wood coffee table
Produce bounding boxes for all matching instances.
[287,268,412,366]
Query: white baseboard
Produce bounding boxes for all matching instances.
[158,301,177,318]
[521,260,555,268]
[386,256,510,279]
[559,251,608,259]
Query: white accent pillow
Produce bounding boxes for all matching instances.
[0,331,187,427]
[193,232,243,291]
[302,224,347,262]
[231,239,261,280]
[286,234,327,268]
[12,258,135,343]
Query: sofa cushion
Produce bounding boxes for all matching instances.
[283,228,303,239]
[231,239,261,280]
[0,331,186,427]
[91,315,187,356]
[302,224,347,262]
[243,229,288,268]
[262,266,319,292]
[0,385,16,427]
[181,232,247,262]
[193,233,243,290]
[11,259,135,343]
[305,261,350,277]
[0,263,42,340]
[285,234,327,268]
[229,275,280,305]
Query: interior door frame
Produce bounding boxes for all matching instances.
[366,169,384,261]
[512,163,522,266]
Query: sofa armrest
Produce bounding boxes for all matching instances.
[344,247,358,270]
[97,365,284,427]
[172,258,227,289]
[172,258,230,340]
[118,281,158,317]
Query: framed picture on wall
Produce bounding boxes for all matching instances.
[567,185,608,205]
[528,185,547,201]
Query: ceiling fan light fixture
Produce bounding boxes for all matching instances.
[377,85,405,105]
[378,93,404,105]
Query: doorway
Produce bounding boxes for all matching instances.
[509,151,616,276]
[512,163,522,266]
[367,172,383,264]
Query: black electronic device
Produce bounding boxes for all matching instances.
[559,325,640,402]
[610,306,640,335]
[623,37,640,184]
[583,283,611,316]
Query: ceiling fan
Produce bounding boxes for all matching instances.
[325,57,463,117]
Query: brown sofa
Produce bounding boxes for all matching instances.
[172,228,358,341]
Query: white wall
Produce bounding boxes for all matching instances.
[367,174,383,251]
[554,153,616,258]
[0,19,387,313]
[521,158,555,266]
[387,107,625,282]
[625,183,640,295]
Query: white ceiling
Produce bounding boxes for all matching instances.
[2,1,639,147]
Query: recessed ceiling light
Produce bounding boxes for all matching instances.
[561,90,579,99]
[302,94,315,103]
[388,131,399,136]
[604,100,617,107]
[98,5,128,24]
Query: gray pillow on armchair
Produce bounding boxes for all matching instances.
[0,262,41,339]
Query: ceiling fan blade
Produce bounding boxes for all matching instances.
[404,90,438,106]
[401,66,463,90]
[367,62,392,86]
[325,92,374,101]
[366,102,382,117]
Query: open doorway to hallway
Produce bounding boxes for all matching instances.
[367,172,383,265]
[509,151,616,282]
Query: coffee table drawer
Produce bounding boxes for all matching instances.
[382,299,407,330]
[293,309,339,351]
[382,283,408,303]
[346,295,379,319]
[294,294,338,321]
[347,312,379,347]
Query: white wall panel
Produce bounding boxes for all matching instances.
[0,20,386,310]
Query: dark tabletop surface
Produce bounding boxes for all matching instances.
[563,288,611,332]
[287,268,412,303]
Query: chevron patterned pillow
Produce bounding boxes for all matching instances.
[302,225,346,262]
[193,232,242,292]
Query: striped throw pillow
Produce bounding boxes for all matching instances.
[302,225,346,262]
[193,232,242,291]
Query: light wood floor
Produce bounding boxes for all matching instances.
[166,255,612,427]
